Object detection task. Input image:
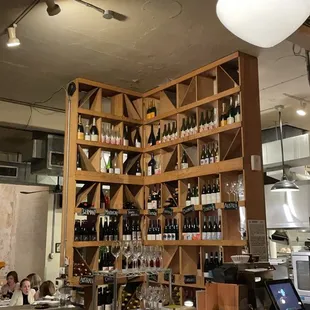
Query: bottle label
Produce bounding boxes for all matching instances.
[155,167,161,175]
[135,142,141,148]
[210,157,214,164]
[147,234,151,240]
[204,271,212,279]
[205,158,210,165]
[151,200,157,209]
[211,193,216,203]
[235,113,241,122]
[137,232,142,240]
[206,194,211,204]
[162,136,167,143]
[105,135,110,144]
[209,121,214,129]
[206,232,212,240]
[116,137,121,145]
[227,116,234,125]
[163,233,167,240]
[181,130,185,138]
[202,232,207,240]
[136,172,142,176]
[217,232,222,240]
[147,202,153,210]
[199,125,204,133]
[156,234,162,241]
[77,132,84,140]
[114,168,120,175]
[215,155,220,163]
[181,163,188,170]
[190,197,195,205]
[194,126,197,134]
[85,134,90,141]
[216,193,221,203]
[200,159,205,165]
[147,166,152,176]
[108,168,114,174]
[195,197,200,205]
[186,200,191,207]
[90,134,99,142]
[110,136,116,144]
[211,232,217,240]
[123,139,129,146]
[201,194,207,205]
[220,120,227,127]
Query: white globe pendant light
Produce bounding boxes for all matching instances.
[216,0,310,48]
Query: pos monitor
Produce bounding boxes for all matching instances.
[265,279,305,310]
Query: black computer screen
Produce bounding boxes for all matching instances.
[266,280,304,310]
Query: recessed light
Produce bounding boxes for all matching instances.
[7,24,20,47]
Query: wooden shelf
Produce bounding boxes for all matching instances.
[144,240,247,246]
[144,157,243,185]
[73,241,114,248]
[78,107,143,125]
[143,86,240,124]
[75,171,144,185]
[144,122,241,153]
[77,139,143,153]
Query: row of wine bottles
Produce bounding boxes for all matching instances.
[74,219,97,241]
[220,95,241,127]
[202,216,222,240]
[122,219,142,241]
[99,247,116,271]
[99,217,119,241]
[198,108,218,133]
[200,143,219,165]
[203,251,223,281]
[98,285,113,310]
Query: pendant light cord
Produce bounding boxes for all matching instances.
[278,109,286,178]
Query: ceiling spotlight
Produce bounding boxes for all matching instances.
[216,0,310,48]
[45,0,61,16]
[296,102,307,116]
[103,10,113,19]
[7,24,20,47]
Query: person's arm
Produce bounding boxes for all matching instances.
[9,291,18,306]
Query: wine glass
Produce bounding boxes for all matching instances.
[136,284,146,310]
[111,241,121,270]
[230,181,237,201]
[132,240,142,270]
[122,241,132,270]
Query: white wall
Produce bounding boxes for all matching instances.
[0,184,62,282]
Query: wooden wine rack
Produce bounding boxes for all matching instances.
[62,52,266,309]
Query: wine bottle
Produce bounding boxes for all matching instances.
[186,183,192,206]
[182,217,188,240]
[167,123,171,141]
[205,144,210,165]
[197,251,202,276]
[200,145,206,165]
[131,219,137,241]
[99,217,103,241]
[205,110,211,131]
[181,151,188,169]
[190,186,195,205]
[207,217,213,240]
[220,102,227,127]
[181,118,186,138]
[90,117,99,141]
[206,181,212,204]
[204,253,212,281]
[162,124,167,143]
[123,125,130,146]
[227,96,235,125]
[134,127,142,148]
[217,217,222,240]
[234,94,241,122]
[147,193,152,210]
[174,218,179,240]
[209,144,215,164]
[84,121,90,141]
[201,184,207,205]
[76,152,82,171]
[100,151,107,173]
[148,124,156,146]
[211,180,216,203]
[185,117,191,136]
[188,217,193,240]
[212,217,218,240]
[202,216,207,240]
[110,125,116,145]
[151,186,158,209]
[113,217,118,240]
[199,111,205,133]
[193,217,199,239]
[74,220,81,241]
[210,109,215,130]
[151,101,157,118]
[136,220,142,240]
[147,220,152,240]
[108,219,113,241]
[147,153,156,176]
[107,155,113,174]
[213,107,219,128]
[214,142,220,163]
[216,178,221,203]
[77,115,85,140]
[103,218,109,241]
[156,127,161,145]
[192,115,197,134]
[113,152,120,174]
[136,161,142,176]
[156,219,162,240]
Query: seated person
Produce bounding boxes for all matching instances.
[26,273,42,292]
[9,278,36,306]
[1,271,19,299]
[39,281,56,298]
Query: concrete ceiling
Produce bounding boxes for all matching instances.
[0,0,309,131]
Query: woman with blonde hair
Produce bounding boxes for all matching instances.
[9,278,36,306]
[26,273,42,292]
[39,281,56,298]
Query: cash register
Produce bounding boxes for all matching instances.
[265,279,306,310]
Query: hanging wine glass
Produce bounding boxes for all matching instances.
[224,182,231,201]
[122,241,132,270]
[111,241,121,270]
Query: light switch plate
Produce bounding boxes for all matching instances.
[251,155,262,171]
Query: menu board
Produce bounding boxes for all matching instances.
[248,220,267,261]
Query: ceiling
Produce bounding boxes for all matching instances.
[0,0,309,130]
